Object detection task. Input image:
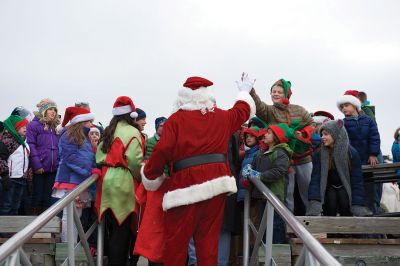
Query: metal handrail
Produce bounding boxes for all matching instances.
[248,176,341,266]
[0,174,99,263]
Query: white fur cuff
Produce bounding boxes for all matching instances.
[141,165,165,191]
[162,176,237,211]
[236,91,256,119]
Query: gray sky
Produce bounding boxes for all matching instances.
[1,0,399,155]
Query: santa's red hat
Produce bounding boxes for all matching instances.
[336,90,361,111]
[183,76,213,90]
[62,107,95,127]
[112,96,138,118]
[313,111,335,124]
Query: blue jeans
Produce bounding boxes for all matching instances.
[0,179,26,215]
[188,237,197,265]
[218,229,231,266]
[32,172,56,208]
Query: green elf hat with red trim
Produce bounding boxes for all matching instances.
[271,79,292,105]
[268,123,294,144]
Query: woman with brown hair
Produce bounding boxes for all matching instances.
[52,107,98,242]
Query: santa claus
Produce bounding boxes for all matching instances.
[141,73,256,266]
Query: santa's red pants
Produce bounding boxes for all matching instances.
[163,194,226,266]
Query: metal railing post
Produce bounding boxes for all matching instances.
[97,219,105,266]
[73,205,95,266]
[19,248,32,266]
[265,202,274,266]
[67,202,75,266]
[243,190,250,266]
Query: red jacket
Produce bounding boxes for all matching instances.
[142,92,254,211]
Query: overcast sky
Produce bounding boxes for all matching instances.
[1,0,399,155]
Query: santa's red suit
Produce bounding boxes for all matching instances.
[141,76,255,266]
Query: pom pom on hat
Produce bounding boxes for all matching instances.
[336,90,361,111]
[183,76,213,90]
[62,107,95,127]
[112,96,138,118]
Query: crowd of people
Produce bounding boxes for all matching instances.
[0,73,399,266]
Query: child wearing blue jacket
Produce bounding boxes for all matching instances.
[337,90,381,214]
[52,107,98,242]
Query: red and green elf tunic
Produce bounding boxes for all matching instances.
[95,121,143,224]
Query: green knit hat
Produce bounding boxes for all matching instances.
[3,115,28,147]
[271,79,292,104]
[267,123,294,144]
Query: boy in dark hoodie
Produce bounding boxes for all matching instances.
[242,123,294,244]
[0,115,32,215]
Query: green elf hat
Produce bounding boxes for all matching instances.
[271,79,292,105]
[3,115,28,147]
[268,123,294,144]
[243,126,261,138]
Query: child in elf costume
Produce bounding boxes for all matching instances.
[95,96,143,266]
[242,123,294,243]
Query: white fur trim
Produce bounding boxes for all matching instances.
[236,91,256,119]
[172,87,215,113]
[112,105,133,116]
[336,95,361,111]
[313,115,331,124]
[141,165,165,191]
[162,176,237,211]
[70,113,95,125]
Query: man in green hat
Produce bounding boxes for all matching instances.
[247,74,313,214]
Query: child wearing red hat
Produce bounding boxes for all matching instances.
[0,115,31,215]
[337,90,381,214]
[51,107,97,243]
[242,123,294,243]
[95,96,143,266]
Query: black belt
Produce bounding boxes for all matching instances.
[173,153,226,172]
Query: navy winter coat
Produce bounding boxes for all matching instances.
[343,115,380,165]
[237,144,259,202]
[308,146,365,206]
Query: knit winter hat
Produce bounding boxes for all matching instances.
[248,116,268,129]
[319,119,349,146]
[36,98,58,117]
[3,115,28,147]
[312,111,335,124]
[136,108,146,120]
[336,90,361,111]
[271,79,292,105]
[268,123,294,144]
[155,117,167,131]
[243,126,260,138]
